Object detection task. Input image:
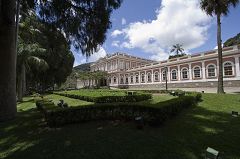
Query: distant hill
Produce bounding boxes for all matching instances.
[74,63,92,72]
[224,33,240,47]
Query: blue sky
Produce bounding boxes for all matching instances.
[73,0,240,66]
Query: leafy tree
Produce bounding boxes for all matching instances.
[224,33,240,47]
[17,16,49,101]
[200,0,239,94]
[17,39,48,101]
[0,0,122,121]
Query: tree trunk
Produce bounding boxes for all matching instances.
[17,64,24,102]
[0,0,17,121]
[217,13,224,94]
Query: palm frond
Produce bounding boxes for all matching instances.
[27,56,49,71]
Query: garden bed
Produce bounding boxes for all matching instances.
[53,89,152,103]
[36,93,201,127]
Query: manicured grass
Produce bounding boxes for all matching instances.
[56,89,127,97]
[44,94,94,107]
[1,93,240,159]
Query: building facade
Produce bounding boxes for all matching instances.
[82,45,240,90]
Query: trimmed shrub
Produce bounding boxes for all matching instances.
[41,95,198,127]
[53,91,152,103]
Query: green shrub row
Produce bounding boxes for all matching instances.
[36,100,56,114]
[41,95,200,127]
[53,92,152,103]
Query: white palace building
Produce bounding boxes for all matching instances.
[78,45,240,92]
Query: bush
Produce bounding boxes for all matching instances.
[53,91,152,103]
[40,95,199,127]
[35,99,55,118]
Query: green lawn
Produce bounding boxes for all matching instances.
[55,89,128,97]
[1,93,240,159]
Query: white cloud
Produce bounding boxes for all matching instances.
[121,18,127,25]
[111,29,123,37]
[73,47,107,66]
[112,41,120,47]
[112,0,212,60]
[214,44,223,49]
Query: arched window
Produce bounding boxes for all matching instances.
[171,70,177,80]
[141,73,145,83]
[193,66,201,78]
[224,62,233,76]
[120,76,124,84]
[135,74,139,83]
[162,70,167,81]
[113,77,117,83]
[207,64,216,77]
[125,75,129,84]
[154,72,159,81]
[147,73,152,82]
[130,76,134,83]
[181,68,188,79]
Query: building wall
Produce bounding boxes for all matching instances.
[79,45,240,89]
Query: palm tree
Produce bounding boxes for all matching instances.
[17,41,48,101]
[170,44,185,55]
[200,0,239,94]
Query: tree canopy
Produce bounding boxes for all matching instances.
[224,33,240,47]
[22,0,122,56]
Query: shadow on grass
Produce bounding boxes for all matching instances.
[1,101,240,159]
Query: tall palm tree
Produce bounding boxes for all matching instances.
[170,44,185,55]
[200,0,239,94]
[17,41,48,101]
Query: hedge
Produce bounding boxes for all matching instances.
[53,91,152,103]
[37,94,201,127]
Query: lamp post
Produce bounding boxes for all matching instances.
[165,66,168,91]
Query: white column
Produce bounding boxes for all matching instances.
[151,69,154,83]
[133,73,135,84]
[202,61,206,79]
[145,70,147,83]
[235,56,240,77]
[139,71,141,83]
[167,67,170,83]
[178,65,181,81]
[159,68,161,82]
[117,74,120,85]
[189,64,192,80]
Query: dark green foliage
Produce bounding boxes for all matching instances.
[23,0,122,56]
[224,33,240,47]
[37,95,200,127]
[18,14,74,92]
[200,0,239,16]
[35,99,55,116]
[169,54,186,59]
[169,89,185,97]
[54,92,152,103]
[169,44,185,59]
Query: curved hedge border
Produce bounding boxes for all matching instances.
[37,94,201,127]
[53,91,152,103]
